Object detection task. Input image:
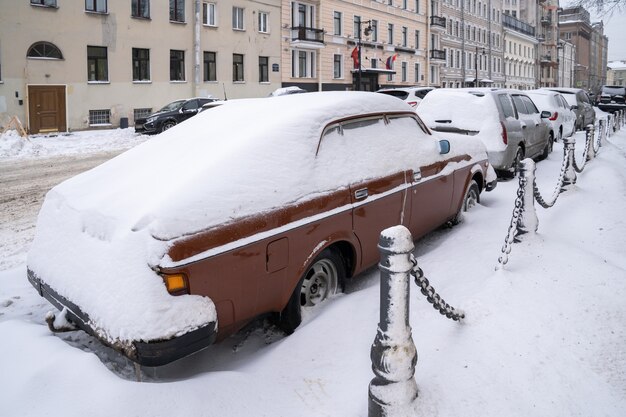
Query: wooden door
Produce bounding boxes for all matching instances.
[28,86,66,134]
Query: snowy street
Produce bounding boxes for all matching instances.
[1,123,626,417]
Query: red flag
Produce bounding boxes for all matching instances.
[385,54,398,69]
[351,47,359,69]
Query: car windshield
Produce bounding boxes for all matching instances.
[158,100,186,112]
[602,86,626,95]
[378,90,410,100]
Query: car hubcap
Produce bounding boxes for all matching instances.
[465,188,478,211]
[301,259,338,307]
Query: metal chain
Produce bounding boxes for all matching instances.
[410,255,465,321]
[533,147,568,208]
[496,175,526,268]
[573,134,590,173]
[593,121,602,153]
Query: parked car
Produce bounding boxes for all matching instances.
[268,86,307,96]
[597,85,626,113]
[526,89,575,141]
[376,87,435,108]
[27,92,496,366]
[135,97,217,134]
[544,87,595,131]
[418,88,553,177]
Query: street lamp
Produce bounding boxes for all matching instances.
[474,46,486,87]
[356,18,372,91]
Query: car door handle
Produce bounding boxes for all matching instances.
[413,170,422,182]
[521,124,527,129]
[354,188,368,200]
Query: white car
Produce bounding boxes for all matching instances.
[376,87,435,108]
[527,90,575,141]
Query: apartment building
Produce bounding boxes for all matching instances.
[607,61,626,86]
[0,0,282,133]
[556,39,576,88]
[280,0,438,92]
[536,0,559,87]
[502,13,537,90]
[440,0,505,88]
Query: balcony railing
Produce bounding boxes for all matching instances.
[430,49,446,60]
[430,16,446,29]
[290,26,324,44]
[540,15,552,25]
[540,54,553,62]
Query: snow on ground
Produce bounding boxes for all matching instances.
[1,120,625,417]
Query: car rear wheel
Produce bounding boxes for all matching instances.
[161,120,177,133]
[275,249,344,334]
[507,146,524,178]
[541,132,554,160]
[451,179,480,225]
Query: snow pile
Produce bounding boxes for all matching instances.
[0,128,149,159]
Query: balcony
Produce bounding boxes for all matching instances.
[430,49,446,61]
[430,16,446,31]
[290,26,325,47]
[540,15,552,25]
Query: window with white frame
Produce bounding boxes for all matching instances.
[333,54,343,79]
[31,0,57,7]
[292,2,315,28]
[333,11,342,36]
[85,0,107,13]
[430,65,436,84]
[353,15,361,38]
[291,49,315,78]
[134,108,152,121]
[203,2,216,26]
[89,109,111,125]
[371,20,378,42]
[258,11,269,33]
[232,7,244,30]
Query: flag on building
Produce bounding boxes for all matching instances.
[385,54,398,69]
[351,47,359,69]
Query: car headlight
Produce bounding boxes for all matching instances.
[146,116,158,123]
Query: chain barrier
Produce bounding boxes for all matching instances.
[410,254,465,321]
[572,129,591,173]
[533,146,569,209]
[496,174,526,268]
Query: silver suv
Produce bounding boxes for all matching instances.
[418,88,553,177]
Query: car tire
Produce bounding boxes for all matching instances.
[161,120,177,133]
[506,146,524,179]
[275,249,345,334]
[541,132,554,160]
[451,179,480,225]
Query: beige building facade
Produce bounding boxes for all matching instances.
[0,0,282,132]
[502,13,537,90]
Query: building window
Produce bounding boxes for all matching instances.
[414,30,420,49]
[134,108,152,122]
[132,48,150,81]
[371,20,378,42]
[402,62,407,82]
[131,0,150,18]
[430,65,436,84]
[87,46,108,82]
[403,0,408,9]
[204,51,216,81]
[85,0,107,13]
[170,49,185,81]
[414,63,420,82]
[170,0,184,22]
[30,0,57,7]
[333,54,343,78]
[353,16,361,38]
[291,50,315,78]
[27,41,63,59]
[259,56,269,82]
[203,2,216,26]
[388,23,394,45]
[402,27,408,47]
[333,11,342,36]
[415,0,420,13]
[233,7,244,30]
[258,12,269,33]
[233,53,244,81]
[89,109,111,125]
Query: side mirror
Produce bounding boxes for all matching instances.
[570,105,578,110]
[438,139,450,155]
[540,110,551,118]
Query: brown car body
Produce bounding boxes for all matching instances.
[27,92,494,366]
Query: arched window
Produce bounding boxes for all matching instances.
[27,41,63,59]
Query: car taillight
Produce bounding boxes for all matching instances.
[161,273,190,295]
[500,121,508,145]
[407,101,418,108]
[549,111,558,121]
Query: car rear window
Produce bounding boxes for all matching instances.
[512,95,529,115]
[602,86,626,95]
[378,90,410,100]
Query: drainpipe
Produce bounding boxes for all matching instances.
[426,0,431,86]
[194,0,201,96]
[461,0,466,86]
[318,1,323,91]
[488,0,492,83]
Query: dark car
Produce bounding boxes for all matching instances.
[135,97,216,134]
[597,85,626,113]
[544,88,595,131]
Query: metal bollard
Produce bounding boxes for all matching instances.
[607,114,613,137]
[369,226,418,417]
[598,119,605,147]
[561,136,577,191]
[586,124,596,161]
[515,159,538,241]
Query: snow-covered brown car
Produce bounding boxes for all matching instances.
[27,92,496,366]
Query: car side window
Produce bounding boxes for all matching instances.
[497,94,517,119]
[183,100,199,110]
[521,96,539,114]
[415,90,430,99]
[511,95,529,115]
